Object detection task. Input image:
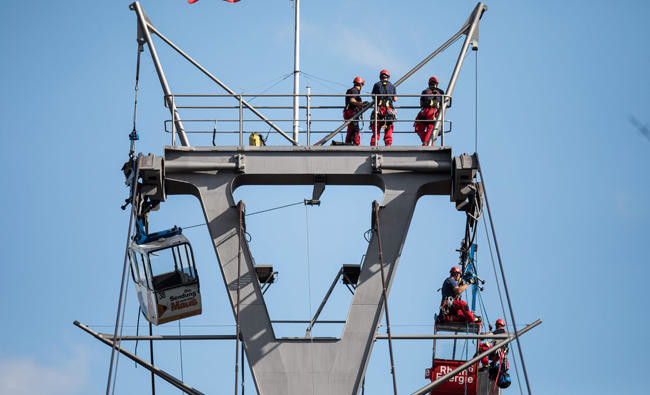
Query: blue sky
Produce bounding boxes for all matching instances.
[1,0,649,394]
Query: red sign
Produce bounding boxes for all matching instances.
[425,359,478,395]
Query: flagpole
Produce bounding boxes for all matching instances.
[292,0,300,142]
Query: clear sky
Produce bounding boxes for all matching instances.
[1,0,649,394]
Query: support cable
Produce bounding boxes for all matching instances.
[234,202,244,395]
[482,217,524,395]
[149,322,156,394]
[477,156,532,395]
[111,266,131,395]
[105,158,140,395]
[178,321,185,388]
[182,201,304,230]
[240,340,245,395]
[246,72,293,103]
[134,307,141,367]
[372,202,398,395]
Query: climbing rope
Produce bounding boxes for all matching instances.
[477,155,532,395]
[129,42,143,158]
[372,201,398,395]
[474,48,478,153]
[304,204,317,395]
[106,41,148,394]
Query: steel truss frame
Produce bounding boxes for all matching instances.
[77,2,541,394]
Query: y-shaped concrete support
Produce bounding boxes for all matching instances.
[164,146,454,395]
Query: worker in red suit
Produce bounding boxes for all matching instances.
[439,266,478,323]
[343,76,365,145]
[478,319,507,367]
[490,319,508,363]
[370,69,397,146]
[414,76,445,145]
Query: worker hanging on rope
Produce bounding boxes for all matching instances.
[414,76,444,145]
[438,266,480,323]
[488,318,512,389]
[343,76,367,145]
[370,69,397,146]
[476,319,506,369]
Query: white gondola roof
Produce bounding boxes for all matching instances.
[129,234,191,254]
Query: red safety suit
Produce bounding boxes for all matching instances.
[343,86,362,145]
[370,80,397,146]
[478,342,492,367]
[439,299,476,323]
[414,86,444,145]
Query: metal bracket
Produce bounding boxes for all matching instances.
[451,153,478,205]
[371,154,383,173]
[304,175,325,205]
[137,153,165,202]
[236,154,245,173]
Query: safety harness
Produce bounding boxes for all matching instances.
[421,86,445,109]
[376,81,395,108]
[344,86,362,111]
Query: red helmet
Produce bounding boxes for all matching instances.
[495,319,505,327]
[428,76,439,85]
[380,69,390,78]
[450,266,461,274]
[353,76,365,86]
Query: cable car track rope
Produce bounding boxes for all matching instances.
[477,155,532,395]
[481,216,524,395]
[111,266,131,395]
[106,158,140,395]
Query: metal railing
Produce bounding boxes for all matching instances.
[163,93,453,147]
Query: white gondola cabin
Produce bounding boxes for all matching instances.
[128,234,201,325]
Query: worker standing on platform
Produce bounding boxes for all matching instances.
[439,266,478,323]
[414,76,445,145]
[370,69,397,146]
[343,77,365,145]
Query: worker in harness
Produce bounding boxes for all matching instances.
[488,318,511,388]
[477,319,507,368]
[414,76,445,145]
[370,69,397,146]
[343,76,366,145]
[439,266,478,323]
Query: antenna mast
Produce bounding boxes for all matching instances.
[292,0,300,141]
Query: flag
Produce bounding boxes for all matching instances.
[188,0,241,3]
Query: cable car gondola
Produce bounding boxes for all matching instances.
[128,226,202,325]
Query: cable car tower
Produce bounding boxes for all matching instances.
[75,2,541,394]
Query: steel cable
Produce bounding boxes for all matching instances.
[305,205,317,395]
[111,266,131,395]
[373,202,398,395]
[234,202,244,395]
[482,216,524,395]
[477,156,532,394]
[105,158,140,395]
